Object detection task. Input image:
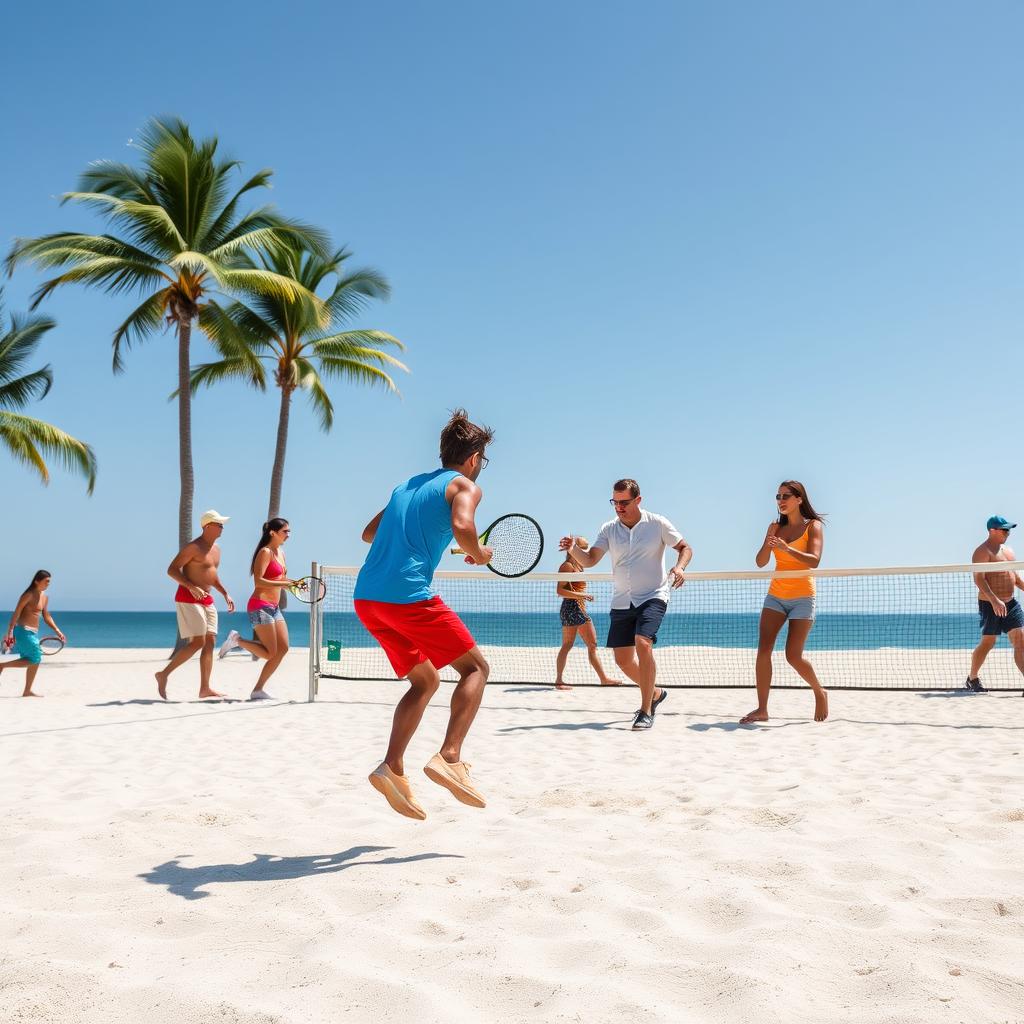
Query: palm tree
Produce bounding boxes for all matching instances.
[5,117,327,547]
[189,240,407,519]
[0,289,97,492]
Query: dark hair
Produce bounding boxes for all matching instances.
[439,408,494,467]
[20,569,51,600]
[613,478,640,498]
[777,480,825,526]
[250,518,289,575]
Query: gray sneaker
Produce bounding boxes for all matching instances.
[632,711,654,731]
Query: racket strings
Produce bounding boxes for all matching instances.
[486,517,543,577]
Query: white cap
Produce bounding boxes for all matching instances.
[200,509,230,527]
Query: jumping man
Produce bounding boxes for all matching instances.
[355,410,494,819]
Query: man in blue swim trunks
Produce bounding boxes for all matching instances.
[560,478,692,730]
[966,515,1024,695]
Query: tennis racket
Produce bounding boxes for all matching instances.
[39,635,66,655]
[286,576,327,604]
[451,513,544,578]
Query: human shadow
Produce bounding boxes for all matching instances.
[498,718,633,733]
[917,690,1020,699]
[502,686,551,693]
[140,846,464,900]
[689,719,807,732]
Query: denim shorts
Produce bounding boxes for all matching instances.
[763,594,816,620]
[248,604,285,628]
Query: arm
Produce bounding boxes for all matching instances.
[559,536,606,569]
[209,568,235,613]
[5,594,29,644]
[666,539,693,587]
[769,520,823,568]
[755,523,778,568]
[556,562,593,601]
[450,479,491,565]
[41,597,65,642]
[167,544,207,600]
[362,509,385,544]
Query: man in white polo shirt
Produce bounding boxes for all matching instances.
[560,478,692,730]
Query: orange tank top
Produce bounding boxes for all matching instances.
[767,524,816,599]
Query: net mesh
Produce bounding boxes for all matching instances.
[311,564,1024,692]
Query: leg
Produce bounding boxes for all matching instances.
[155,636,204,699]
[740,608,787,723]
[613,643,663,711]
[197,633,223,698]
[234,633,272,660]
[1009,628,1024,683]
[580,620,620,685]
[384,659,441,776]
[439,646,490,764]
[969,634,996,681]
[22,662,42,697]
[555,626,577,689]
[253,620,288,692]
[785,619,828,721]
[633,635,658,714]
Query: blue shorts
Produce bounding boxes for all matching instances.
[607,599,667,648]
[978,598,1024,636]
[763,594,816,621]
[248,605,285,628]
[13,625,43,664]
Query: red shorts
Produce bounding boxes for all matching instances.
[354,596,475,678]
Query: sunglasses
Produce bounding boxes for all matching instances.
[609,497,637,508]
[776,493,798,501]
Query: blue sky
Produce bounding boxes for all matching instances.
[3,1,1022,610]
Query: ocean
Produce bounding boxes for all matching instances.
[7,610,988,651]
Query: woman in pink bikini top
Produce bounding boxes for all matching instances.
[218,517,299,701]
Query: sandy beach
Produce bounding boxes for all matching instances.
[2,649,1022,1023]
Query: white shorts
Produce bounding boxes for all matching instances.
[176,602,218,638]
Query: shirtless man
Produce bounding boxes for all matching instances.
[1,570,64,697]
[155,510,235,700]
[966,515,1024,694]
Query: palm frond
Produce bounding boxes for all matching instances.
[30,259,170,308]
[292,357,334,431]
[0,367,53,409]
[0,309,58,380]
[178,354,268,397]
[316,356,402,394]
[111,289,172,372]
[0,410,97,493]
[60,193,186,253]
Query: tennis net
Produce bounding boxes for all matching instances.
[306,562,1024,698]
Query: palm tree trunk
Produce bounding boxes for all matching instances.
[267,384,292,520]
[178,319,195,548]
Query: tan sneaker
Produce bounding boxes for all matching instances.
[423,754,486,808]
[368,762,426,820]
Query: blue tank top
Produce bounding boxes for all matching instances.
[354,469,461,604]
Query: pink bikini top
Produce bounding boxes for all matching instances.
[265,558,285,580]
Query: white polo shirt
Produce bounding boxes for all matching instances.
[592,509,685,609]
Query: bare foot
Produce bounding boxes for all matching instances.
[599,679,623,686]
[814,689,829,722]
[198,688,226,699]
[554,682,573,691]
[23,691,43,697]
[155,671,168,700]
[739,708,769,724]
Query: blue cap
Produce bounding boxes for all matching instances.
[987,515,1017,531]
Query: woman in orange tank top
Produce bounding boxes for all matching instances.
[740,480,829,725]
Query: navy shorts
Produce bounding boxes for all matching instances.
[978,598,1024,636]
[607,599,667,648]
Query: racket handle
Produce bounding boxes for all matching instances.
[450,547,466,555]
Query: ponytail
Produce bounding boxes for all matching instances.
[250,518,289,575]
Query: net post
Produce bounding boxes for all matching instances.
[308,560,320,702]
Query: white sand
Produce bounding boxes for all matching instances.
[1,648,1022,1023]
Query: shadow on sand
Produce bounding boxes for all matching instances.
[140,846,464,900]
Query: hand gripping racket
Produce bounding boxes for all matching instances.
[286,576,327,604]
[39,635,66,655]
[451,514,544,578]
